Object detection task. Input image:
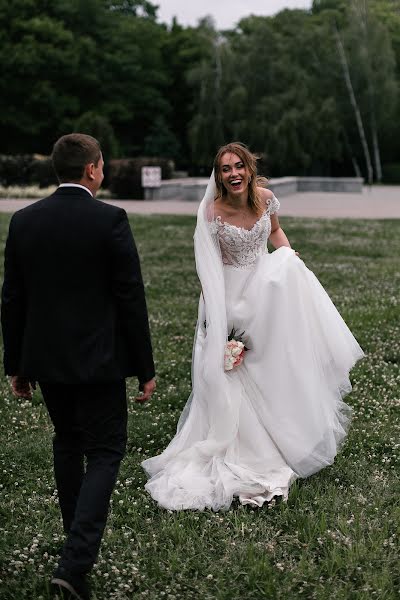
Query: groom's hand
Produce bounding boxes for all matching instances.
[10,376,34,400]
[135,378,156,403]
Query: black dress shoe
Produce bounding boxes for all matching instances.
[51,566,90,600]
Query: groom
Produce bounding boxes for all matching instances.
[1,133,155,599]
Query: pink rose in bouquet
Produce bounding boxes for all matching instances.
[224,339,245,371]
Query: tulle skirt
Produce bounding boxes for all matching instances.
[142,248,364,510]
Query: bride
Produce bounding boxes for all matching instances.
[142,142,364,511]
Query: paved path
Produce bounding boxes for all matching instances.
[0,186,399,219]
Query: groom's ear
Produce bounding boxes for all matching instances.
[85,162,96,181]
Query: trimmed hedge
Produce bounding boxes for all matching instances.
[30,156,57,187]
[0,155,34,186]
[0,154,174,198]
[382,163,400,184]
[0,155,57,187]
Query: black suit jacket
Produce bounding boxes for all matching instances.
[1,186,155,384]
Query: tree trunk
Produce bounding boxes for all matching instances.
[355,0,383,182]
[351,156,362,179]
[334,24,374,185]
[343,130,362,178]
[214,36,224,146]
[371,109,382,182]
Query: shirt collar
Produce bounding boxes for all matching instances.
[58,183,93,197]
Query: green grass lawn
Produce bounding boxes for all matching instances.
[0,213,399,600]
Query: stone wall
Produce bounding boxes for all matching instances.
[144,176,364,201]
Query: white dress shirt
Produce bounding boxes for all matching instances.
[58,183,93,197]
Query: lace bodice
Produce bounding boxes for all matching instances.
[210,195,280,268]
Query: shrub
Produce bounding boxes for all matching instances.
[382,163,400,184]
[29,155,57,187]
[0,155,33,186]
[108,157,174,199]
[143,116,181,161]
[0,154,175,197]
[74,111,119,159]
[0,185,57,199]
[0,154,57,187]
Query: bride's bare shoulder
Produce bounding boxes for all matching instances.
[212,197,227,219]
[205,201,218,221]
[257,186,274,200]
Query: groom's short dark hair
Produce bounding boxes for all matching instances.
[52,133,102,182]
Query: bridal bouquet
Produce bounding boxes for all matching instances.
[224,327,248,371]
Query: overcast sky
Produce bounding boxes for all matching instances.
[156,0,313,30]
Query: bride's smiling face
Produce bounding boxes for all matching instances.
[219,152,250,196]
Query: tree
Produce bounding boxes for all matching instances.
[0,1,87,153]
[106,0,157,18]
[74,111,119,159]
[161,17,213,167]
[185,17,233,170]
[0,0,399,178]
[98,10,170,155]
[0,0,170,157]
[143,115,180,160]
[334,21,374,183]
[346,0,398,182]
[219,11,343,176]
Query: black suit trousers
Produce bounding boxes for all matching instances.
[39,380,127,575]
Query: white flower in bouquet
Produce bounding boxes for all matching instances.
[224,339,245,371]
[224,325,249,371]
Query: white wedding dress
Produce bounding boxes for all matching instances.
[142,191,364,511]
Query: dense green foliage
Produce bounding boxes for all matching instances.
[0,0,399,179]
[0,213,399,599]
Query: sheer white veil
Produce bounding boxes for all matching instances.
[177,172,240,454]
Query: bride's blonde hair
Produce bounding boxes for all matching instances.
[213,142,268,214]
